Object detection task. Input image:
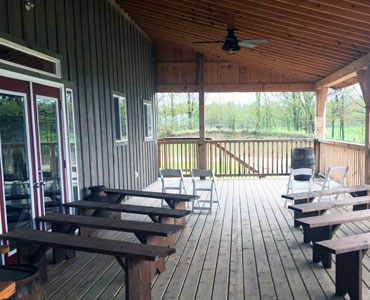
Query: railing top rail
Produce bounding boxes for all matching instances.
[207,138,315,143]
[158,137,315,143]
[318,139,365,150]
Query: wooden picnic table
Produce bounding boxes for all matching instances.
[63,200,191,229]
[0,229,175,300]
[282,185,370,227]
[288,196,370,227]
[315,233,370,300]
[36,213,182,274]
[103,188,198,226]
[296,209,370,268]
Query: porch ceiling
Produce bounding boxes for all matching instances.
[115,0,370,89]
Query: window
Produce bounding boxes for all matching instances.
[114,95,128,142]
[66,89,79,202]
[0,37,61,78]
[143,100,153,140]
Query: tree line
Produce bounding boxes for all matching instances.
[156,85,365,143]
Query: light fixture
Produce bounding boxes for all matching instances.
[221,28,240,54]
[24,0,35,11]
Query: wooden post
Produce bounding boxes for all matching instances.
[198,53,206,170]
[315,87,328,139]
[315,87,328,175]
[357,68,370,184]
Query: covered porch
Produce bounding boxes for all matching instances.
[45,177,367,300]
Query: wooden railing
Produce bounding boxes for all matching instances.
[158,138,315,176]
[317,139,366,186]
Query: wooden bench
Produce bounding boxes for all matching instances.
[315,233,370,300]
[282,184,370,227]
[64,200,191,228]
[288,196,370,227]
[0,229,175,300]
[0,245,16,300]
[296,209,370,268]
[103,188,198,226]
[36,213,182,274]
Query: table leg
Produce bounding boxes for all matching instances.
[52,224,76,264]
[336,250,362,300]
[293,198,315,228]
[145,235,168,275]
[124,257,151,300]
[17,243,48,282]
[173,201,187,227]
[312,225,338,268]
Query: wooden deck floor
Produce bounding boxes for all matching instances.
[45,178,370,300]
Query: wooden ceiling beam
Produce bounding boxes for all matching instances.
[123,3,351,71]
[157,83,316,93]
[316,53,370,88]
[125,0,363,60]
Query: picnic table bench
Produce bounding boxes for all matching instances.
[288,196,370,227]
[296,209,370,268]
[64,201,191,230]
[102,187,198,226]
[315,232,370,300]
[0,229,175,300]
[282,184,370,227]
[36,213,182,274]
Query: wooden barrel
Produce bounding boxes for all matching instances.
[0,265,45,300]
[292,147,315,181]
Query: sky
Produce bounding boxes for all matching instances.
[205,92,257,104]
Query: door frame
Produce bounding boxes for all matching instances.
[0,69,73,254]
[0,86,37,258]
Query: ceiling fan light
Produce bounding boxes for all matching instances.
[222,42,240,54]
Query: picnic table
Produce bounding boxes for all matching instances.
[288,195,370,228]
[0,229,175,300]
[282,185,370,227]
[37,213,182,275]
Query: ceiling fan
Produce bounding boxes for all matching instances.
[193,28,268,54]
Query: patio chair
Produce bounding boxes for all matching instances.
[160,169,187,208]
[191,169,220,213]
[318,166,349,201]
[285,168,314,208]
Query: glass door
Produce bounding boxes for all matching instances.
[32,83,66,227]
[0,76,37,257]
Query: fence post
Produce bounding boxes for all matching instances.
[314,139,321,176]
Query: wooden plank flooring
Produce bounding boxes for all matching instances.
[45,177,370,299]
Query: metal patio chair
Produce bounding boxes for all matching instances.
[285,168,314,208]
[318,166,349,201]
[160,169,187,208]
[191,169,220,213]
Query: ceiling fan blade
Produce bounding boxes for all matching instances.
[193,41,224,44]
[239,39,269,44]
[239,42,257,49]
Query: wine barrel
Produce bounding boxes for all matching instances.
[292,147,315,181]
[0,265,45,300]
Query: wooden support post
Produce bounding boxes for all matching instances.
[125,257,151,300]
[315,88,327,175]
[357,68,370,184]
[336,250,363,300]
[315,87,328,140]
[198,53,206,170]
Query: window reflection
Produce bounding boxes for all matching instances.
[0,93,32,249]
